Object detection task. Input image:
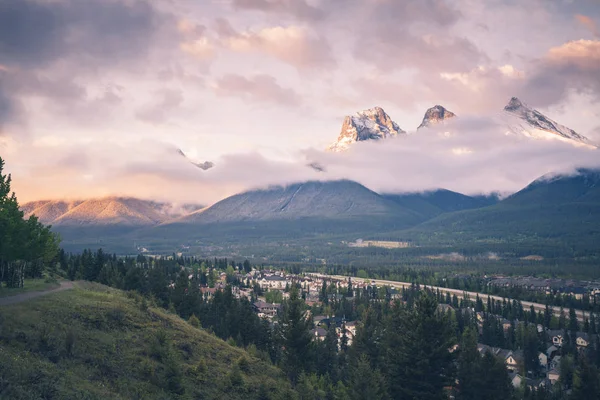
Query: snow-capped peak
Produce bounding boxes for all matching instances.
[501,97,597,148]
[326,106,406,152]
[417,105,456,130]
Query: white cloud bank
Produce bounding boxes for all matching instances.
[5,115,600,206]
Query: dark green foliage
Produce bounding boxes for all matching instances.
[385,293,456,400]
[0,157,59,289]
[348,355,387,400]
[280,287,313,383]
[457,328,514,400]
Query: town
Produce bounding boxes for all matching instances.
[190,261,600,394]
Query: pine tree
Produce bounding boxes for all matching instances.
[281,286,313,383]
[456,328,482,400]
[386,293,456,400]
[348,355,388,400]
[572,358,600,400]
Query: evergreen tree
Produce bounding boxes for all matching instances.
[456,328,482,400]
[572,358,600,400]
[280,287,313,383]
[348,355,387,400]
[569,307,579,333]
[386,293,456,400]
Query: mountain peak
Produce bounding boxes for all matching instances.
[417,105,456,130]
[502,97,596,148]
[504,97,527,112]
[327,106,406,152]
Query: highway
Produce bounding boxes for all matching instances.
[322,274,590,323]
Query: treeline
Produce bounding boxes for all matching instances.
[0,157,59,288]
[317,264,600,312]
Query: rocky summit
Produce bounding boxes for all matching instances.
[417,105,456,130]
[502,97,597,148]
[327,107,406,152]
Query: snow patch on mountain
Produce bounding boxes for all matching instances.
[327,107,406,152]
[501,97,597,149]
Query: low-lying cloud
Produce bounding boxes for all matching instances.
[6,115,600,207]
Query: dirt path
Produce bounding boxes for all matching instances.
[0,281,76,306]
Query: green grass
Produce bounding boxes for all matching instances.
[0,278,60,298]
[0,282,295,400]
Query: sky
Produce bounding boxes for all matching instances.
[1,0,599,205]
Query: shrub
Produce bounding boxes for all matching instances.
[64,328,76,357]
[107,306,126,326]
[188,314,200,328]
[237,355,250,373]
[228,365,244,387]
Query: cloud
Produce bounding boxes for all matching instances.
[345,0,483,74]
[522,39,600,107]
[575,14,599,37]
[135,89,184,125]
[231,0,323,21]
[0,0,177,129]
[424,39,600,113]
[212,74,301,106]
[302,118,600,196]
[218,22,335,69]
[8,115,600,207]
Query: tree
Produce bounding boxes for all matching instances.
[280,286,313,383]
[457,328,484,400]
[0,157,59,288]
[572,358,600,400]
[348,355,388,400]
[386,293,456,400]
[569,307,580,333]
[242,259,251,273]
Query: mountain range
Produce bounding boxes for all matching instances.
[23,198,203,226]
[21,168,600,259]
[327,97,597,151]
[18,96,600,257]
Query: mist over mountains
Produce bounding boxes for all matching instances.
[11,96,600,211]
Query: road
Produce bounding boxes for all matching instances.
[0,281,75,306]
[324,274,590,322]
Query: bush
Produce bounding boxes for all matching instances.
[107,306,126,326]
[228,365,244,387]
[64,328,76,357]
[188,314,200,328]
[237,355,250,373]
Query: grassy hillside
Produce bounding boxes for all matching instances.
[0,282,295,400]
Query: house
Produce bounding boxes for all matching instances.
[546,345,559,358]
[201,287,218,299]
[509,373,523,388]
[437,304,455,313]
[259,275,288,290]
[550,356,561,371]
[501,318,512,332]
[548,369,560,384]
[476,312,485,323]
[345,321,358,337]
[526,378,548,391]
[336,321,358,347]
[310,327,328,341]
[576,332,590,348]
[253,301,281,318]
[500,350,523,373]
[547,330,564,347]
[568,287,585,300]
[538,352,548,368]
